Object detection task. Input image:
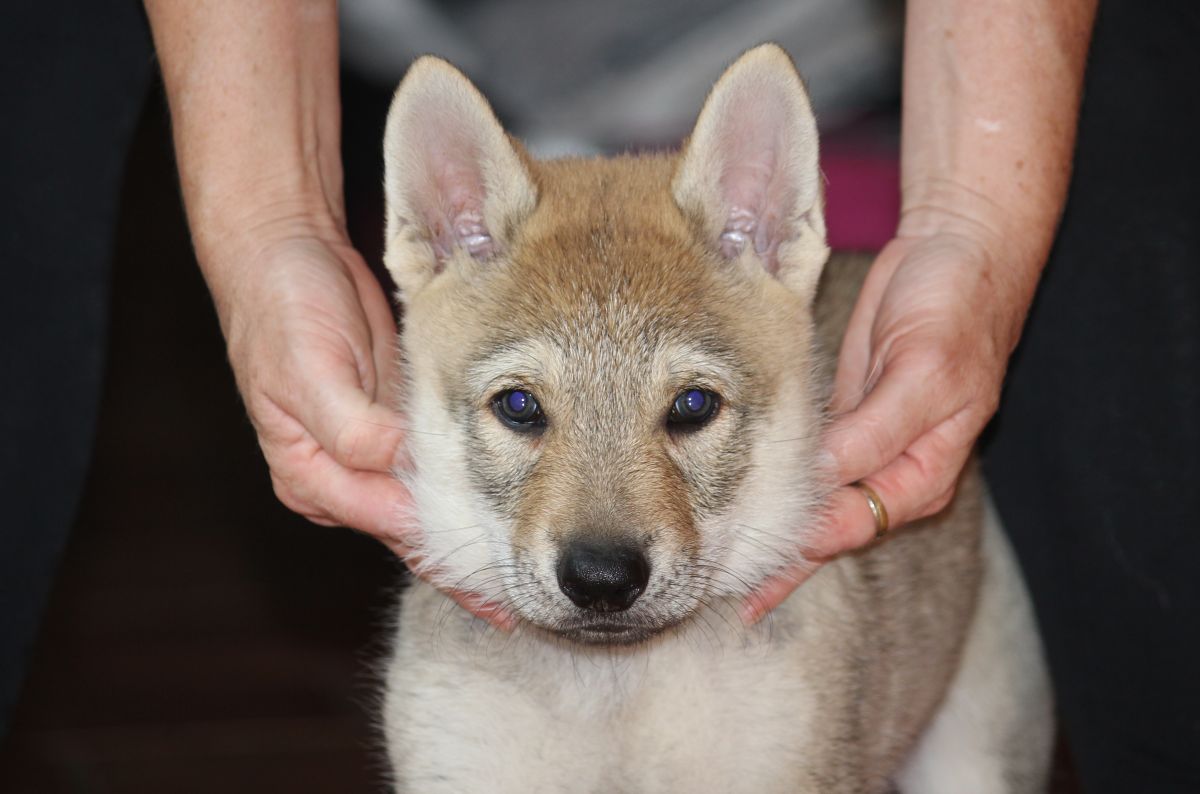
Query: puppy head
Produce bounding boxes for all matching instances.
[384,45,829,644]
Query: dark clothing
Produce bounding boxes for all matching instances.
[2,0,1198,790]
[985,1,1200,791]
[0,2,153,726]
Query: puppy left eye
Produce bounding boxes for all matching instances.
[668,388,719,428]
[493,388,545,431]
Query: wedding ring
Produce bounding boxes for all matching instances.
[853,481,889,539]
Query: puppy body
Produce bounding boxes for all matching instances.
[380,47,1051,792]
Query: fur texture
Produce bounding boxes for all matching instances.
[378,45,1051,793]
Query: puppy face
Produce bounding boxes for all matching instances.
[384,46,829,644]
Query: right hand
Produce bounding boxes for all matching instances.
[739,228,1022,624]
[204,219,513,628]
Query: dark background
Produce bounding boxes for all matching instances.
[0,77,402,792]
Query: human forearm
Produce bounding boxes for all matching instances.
[141,0,403,533]
[901,0,1096,342]
[746,0,1100,614]
[144,0,344,310]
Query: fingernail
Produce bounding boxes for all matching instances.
[738,596,764,626]
[473,601,515,631]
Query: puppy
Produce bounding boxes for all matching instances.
[378,45,1052,793]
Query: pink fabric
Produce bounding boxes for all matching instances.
[821,144,899,252]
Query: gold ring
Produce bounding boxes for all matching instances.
[853,481,889,539]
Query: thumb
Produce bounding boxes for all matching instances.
[822,360,935,487]
[300,362,407,475]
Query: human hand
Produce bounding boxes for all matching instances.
[732,0,1086,626]
[742,227,1032,622]
[215,228,401,533]
[204,220,513,628]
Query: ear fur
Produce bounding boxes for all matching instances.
[383,56,537,300]
[673,44,829,300]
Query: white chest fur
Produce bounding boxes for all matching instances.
[381,503,1051,794]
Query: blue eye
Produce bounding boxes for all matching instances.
[669,388,719,427]
[494,389,544,430]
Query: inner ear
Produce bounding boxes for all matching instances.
[408,114,511,261]
[383,57,537,298]
[673,44,828,295]
[712,97,799,268]
[420,140,495,260]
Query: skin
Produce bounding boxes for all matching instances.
[142,0,504,622]
[743,0,1099,621]
[144,0,1096,627]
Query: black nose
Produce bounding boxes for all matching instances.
[557,542,650,612]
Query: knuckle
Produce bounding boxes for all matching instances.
[899,460,961,524]
[331,422,359,465]
[918,463,961,519]
[270,472,318,517]
[331,419,374,468]
[270,477,302,511]
[927,485,956,516]
[976,387,1002,419]
[931,452,966,493]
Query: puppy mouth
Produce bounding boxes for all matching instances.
[556,623,656,646]
[549,614,686,646]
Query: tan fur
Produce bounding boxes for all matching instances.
[379,46,1051,793]
[395,147,817,578]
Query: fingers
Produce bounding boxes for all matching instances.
[246,244,405,477]
[739,422,970,622]
[211,237,510,627]
[738,342,977,621]
[452,595,516,630]
[830,346,872,415]
[824,353,945,487]
[740,235,1017,621]
[270,444,413,539]
[806,486,882,557]
[302,373,408,476]
[346,248,403,404]
[815,421,972,557]
[738,562,820,625]
[830,297,880,416]
[828,243,905,413]
[442,586,516,630]
[386,550,516,630]
[272,447,515,630]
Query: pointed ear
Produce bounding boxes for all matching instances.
[673,44,829,299]
[383,57,537,300]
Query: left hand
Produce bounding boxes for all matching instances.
[741,229,1029,623]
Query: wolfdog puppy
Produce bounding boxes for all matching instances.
[378,45,1052,793]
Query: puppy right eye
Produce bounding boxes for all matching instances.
[493,389,545,432]
[668,388,720,429]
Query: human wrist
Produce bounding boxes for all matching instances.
[145,0,346,298]
[195,205,362,352]
[169,55,349,329]
[897,0,1095,292]
[896,177,1011,248]
[171,72,347,288]
[189,183,346,270]
[900,171,1061,276]
[890,182,1042,360]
